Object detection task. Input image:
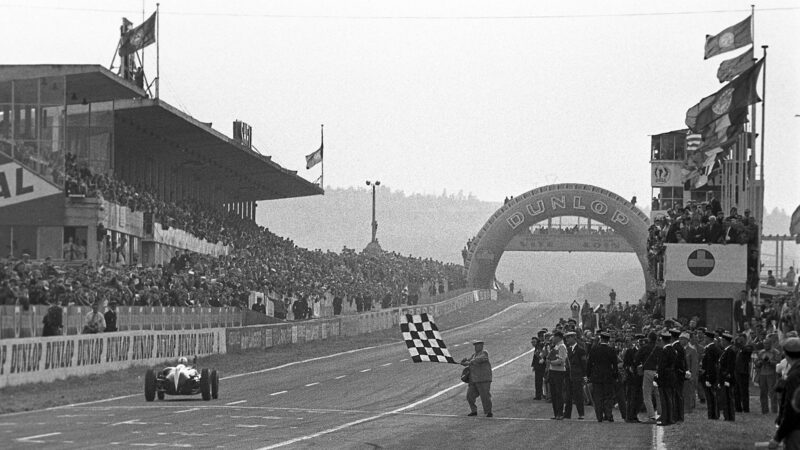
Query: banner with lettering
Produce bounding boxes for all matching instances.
[0,328,225,388]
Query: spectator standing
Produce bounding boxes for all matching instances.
[83,301,106,334]
[757,335,781,414]
[717,332,737,421]
[531,335,546,400]
[656,331,677,427]
[636,332,661,424]
[680,332,698,413]
[770,338,800,449]
[104,301,118,332]
[586,331,618,422]
[548,331,568,420]
[768,270,777,287]
[787,267,796,288]
[41,299,63,336]
[734,290,754,333]
[563,331,587,420]
[733,334,753,413]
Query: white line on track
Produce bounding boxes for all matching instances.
[359,369,371,372]
[334,375,346,379]
[304,382,319,387]
[269,391,288,396]
[380,363,392,367]
[16,432,61,443]
[225,400,247,405]
[257,347,536,449]
[4,303,530,418]
[174,408,200,414]
[653,423,665,449]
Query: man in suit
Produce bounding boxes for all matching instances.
[734,333,754,413]
[718,332,737,421]
[700,330,722,419]
[636,331,662,424]
[680,332,699,413]
[461,340,493,417]
[669,329,687,422]
[531,335,547,400]
[769,338,800,449]
[624,334,645,422]
[586,331,618,422]
[563,331,587,419]
[548,331,569,420]
[733,290,755,333]
[656,331,677,426]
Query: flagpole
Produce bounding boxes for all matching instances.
[156,3,160,99]
[320,123,324,190]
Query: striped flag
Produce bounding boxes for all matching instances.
[686,133,703,152]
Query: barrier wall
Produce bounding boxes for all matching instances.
[225,289,495,354]
[0,305,241,339]
[0,327,226,388]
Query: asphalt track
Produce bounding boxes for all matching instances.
[2,302,654,449]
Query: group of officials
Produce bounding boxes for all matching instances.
[527,318,755,427]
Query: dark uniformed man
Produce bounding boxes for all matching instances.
[734,333,754,413]
[656,331,676,426]
[718,332,737,421]
[699,330,722,419]
[531,335,547,400]
[769,337,800,448]
[586,331,618,422]
[564,331,587,419]
[669,328,687,422]
[462,340,493,417]
[623,334,645,422]
[104,300,118,332]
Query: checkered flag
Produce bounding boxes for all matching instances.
[400,313,457,364]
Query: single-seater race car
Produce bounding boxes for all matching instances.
[144,357,219,401]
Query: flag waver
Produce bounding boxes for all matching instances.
[400,313,457,364]
[704,15,752,60]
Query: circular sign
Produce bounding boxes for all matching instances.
[687,249,715,277]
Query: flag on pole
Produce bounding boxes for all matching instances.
[704,15,752,59]
[400,313,457,364]
[717,47,755,83]
[119,12,157,56]
[305,144,323,169]
[686,133,703,152]
[685,58,763,132]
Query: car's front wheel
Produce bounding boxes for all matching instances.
[200,368,211,401]
[144,369,156,402]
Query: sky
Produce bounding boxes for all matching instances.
[1,0,798,213]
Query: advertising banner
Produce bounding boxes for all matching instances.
[0,328,226,388]
[664,243,747,283]
[651,161,683,187]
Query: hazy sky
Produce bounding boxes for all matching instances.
[2,0,798,212]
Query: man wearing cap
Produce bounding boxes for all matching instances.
[531,333,547,400]
[679,332,698,413]
[718,332,737,421]
[563,331,587,420]
[461,340,493,417]
[669,328,687,422]
[623,334,644,422]
[586,331,618,422]
[769,337,800,448]
[733,333,754,414]
[655,331,677,426]
[700,330,722,419]
[547,331,568,420]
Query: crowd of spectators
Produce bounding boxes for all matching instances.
[646,200,759,289]
[4,156,467,316]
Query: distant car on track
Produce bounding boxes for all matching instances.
[144,357,219,401]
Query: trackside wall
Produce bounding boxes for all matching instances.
[0,328,226,388]
[225,289,496,353]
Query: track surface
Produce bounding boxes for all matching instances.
[2,302,653,449]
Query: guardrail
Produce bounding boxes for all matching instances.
[0,305,242,339]
[226,289,496,353]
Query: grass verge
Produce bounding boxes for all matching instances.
[0,295,523,415]
[663,397,777,450]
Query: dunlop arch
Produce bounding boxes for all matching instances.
[466,183,655,292]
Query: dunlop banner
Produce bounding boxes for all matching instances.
[0,328,226,388]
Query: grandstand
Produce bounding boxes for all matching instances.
[0,64,466,333]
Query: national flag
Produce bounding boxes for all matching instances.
[717,47,755,83]
[685,58,763,132]
[697,107,748,150]
[400,313,457,364]
[686,133,703,152]
[705,15,752,59]
[119,12,157,56]
[791,205,800,237]
[305,144,323,169]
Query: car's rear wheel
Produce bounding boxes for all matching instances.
[144,369,156,402]
[200,368,211,401]
[211,369,219,399]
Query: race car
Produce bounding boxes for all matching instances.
[144,357,219,401]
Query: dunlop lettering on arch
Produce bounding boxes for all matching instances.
[467,184,654,292]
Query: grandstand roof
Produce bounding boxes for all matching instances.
[0,64,146,103]
[113,98,323,201]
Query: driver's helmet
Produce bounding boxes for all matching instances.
[178,357,188,365]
